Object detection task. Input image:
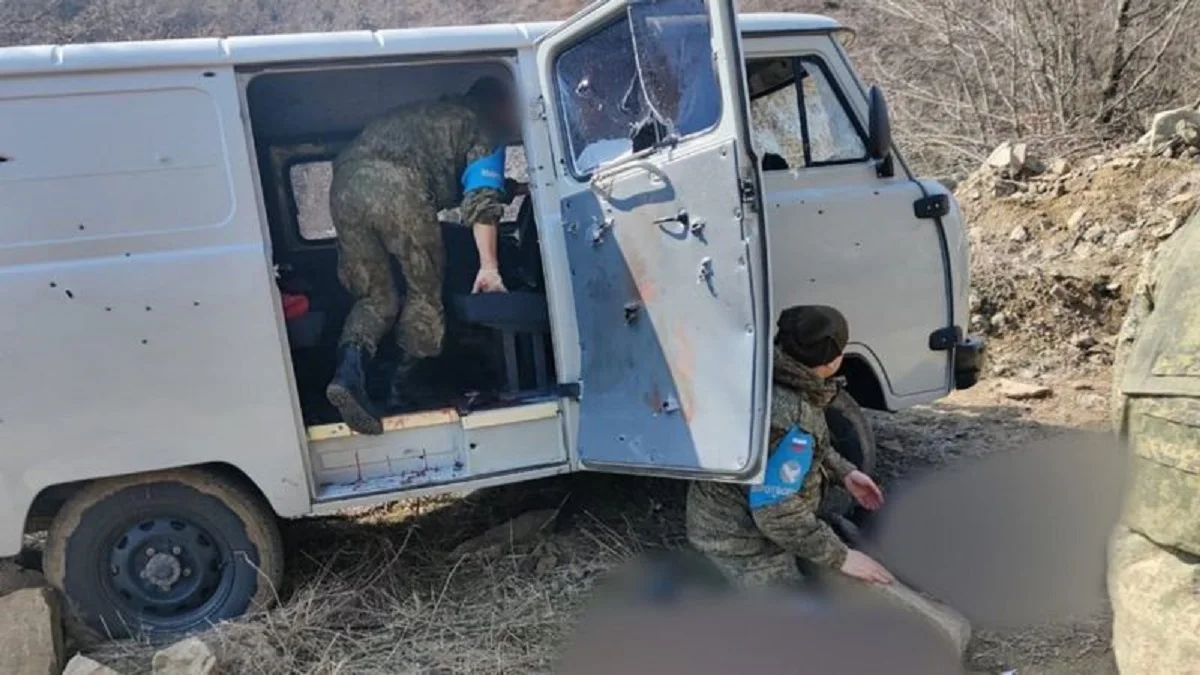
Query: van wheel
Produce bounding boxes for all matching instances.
[822,388,877,517]
[44,468,283,643]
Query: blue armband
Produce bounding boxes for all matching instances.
[749,425,815,510]
[461,146,506,193]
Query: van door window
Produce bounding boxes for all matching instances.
[554,0,722,176]
[747,56,867,171]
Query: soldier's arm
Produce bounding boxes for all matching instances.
[822,437,857,484]
[459,143,508,290]
[751,486,849,569]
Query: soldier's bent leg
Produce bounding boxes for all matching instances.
[1109,526,1200,675]
[326,176,401,435]
[383,199,446,408]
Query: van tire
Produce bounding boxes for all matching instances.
[821,388,878,517]
[44,468,283,643]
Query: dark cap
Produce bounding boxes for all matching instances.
[775,305,849,368]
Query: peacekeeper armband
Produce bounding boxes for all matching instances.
[461,146,506,194]
[749,425,815,510]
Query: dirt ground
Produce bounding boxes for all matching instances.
[80,372,1117,675]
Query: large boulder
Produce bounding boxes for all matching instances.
[0,587,64,675]
[1140,107,1200,149]
[0,560,46,596]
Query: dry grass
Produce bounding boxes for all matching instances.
[88,475,688,674]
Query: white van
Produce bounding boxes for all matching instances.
[0,1,982,639]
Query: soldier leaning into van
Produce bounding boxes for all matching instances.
[687,305,895,587]
[325,77,522,435]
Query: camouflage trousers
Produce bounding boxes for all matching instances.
[704,550,805,589]
[1109,526,1200,675]
[330,159,445,359]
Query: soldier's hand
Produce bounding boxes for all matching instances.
[840,550,895,585]
[844,470,885,511]
[472,266,508,294]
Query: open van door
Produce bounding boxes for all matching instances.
[536,0,770,480]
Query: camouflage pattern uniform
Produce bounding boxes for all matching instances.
[686,348,857,587]
[1109,210,1200,675]
[330,96,507,359]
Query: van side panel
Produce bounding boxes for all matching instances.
[0,67,310,556]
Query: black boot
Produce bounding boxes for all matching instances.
[387,355,438,411]
[326,343,383,435]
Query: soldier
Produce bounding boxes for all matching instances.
[325,77,520,435]
[1108,210,1200,674]
[686,305,895,587]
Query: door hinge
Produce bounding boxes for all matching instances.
[739,178,757,203]
[558,382,582,400]
[914,194,950,219]
[928,326,963,351]
[529,96,547,121]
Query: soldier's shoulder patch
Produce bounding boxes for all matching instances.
[749,425,815,510]
[462,146,506,194]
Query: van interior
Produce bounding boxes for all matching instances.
[245,59,557,433]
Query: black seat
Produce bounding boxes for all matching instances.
[449,291,551,393]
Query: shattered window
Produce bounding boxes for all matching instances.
[554,0,720,176]
[797,59,868,164]
[745,56,867,170]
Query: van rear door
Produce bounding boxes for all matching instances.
[536,0,771,481]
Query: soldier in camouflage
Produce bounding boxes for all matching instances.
[325,77,520,435]
[687,306,895,587]
[1109,210,1200,675]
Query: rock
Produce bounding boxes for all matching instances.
[1047,157,1070,175]
[1008,225,1029,242]
[1072,333,1097,349]
[1115,230,1141,248]
[989,312,1007,328]
[986,141,1036,177]
[0,560,46,596]
[1176,119,1200,147]
[1079,393,1108,409]
[1083,225,1109,243]
[452,509,559,557]
[1141,107,1200,148]
[0,588,63,675]
[996,379,1053,401]
[1066,207,1088,231]
[152,637,218,675]
[63,654,123,675]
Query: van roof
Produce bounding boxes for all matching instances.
[0,13,842,77]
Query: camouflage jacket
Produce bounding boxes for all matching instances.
[687,349,857,570]
[334,96,506,227]
[1111,210,1200,557]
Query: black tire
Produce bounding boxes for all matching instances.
[45,468,284,643]
[821,388,878,517]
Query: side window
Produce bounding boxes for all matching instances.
[553,0,721,177]
[747,56,867,171]
[290,161,336,241]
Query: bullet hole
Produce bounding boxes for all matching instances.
[202,71,216,78]
[469,443,478,450]
[818,210,825,215]
[78,224,86,231]
[145,306,152,311]
[49,281,57,288]
[64,290,74,299]
[193,301,201,307]
[124,252,131,258]
[618,435,627,442]
[0,156,9,163]
[105,307,112,312]
[141,339,149,345]
[874,191,880,196]
[809,278,817,283]
[855,242,862,247]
